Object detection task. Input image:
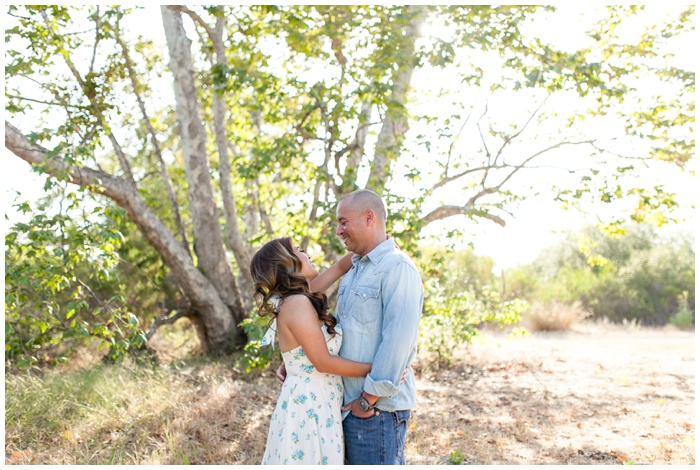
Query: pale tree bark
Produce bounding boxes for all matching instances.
[208,10,255,305]
[366,5,428,192]
[243,177,260,240]
[340,102,373,194]
[113,10,191,259]
[161,6,247,347]
[5,121,237,352]
[226,141,269,241]
[175,5,255,308]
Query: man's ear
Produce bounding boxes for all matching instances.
[364,209,375,226]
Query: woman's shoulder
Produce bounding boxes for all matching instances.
[278,293,313,311]
[277,294,319,329]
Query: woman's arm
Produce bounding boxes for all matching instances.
[279,296,370,377]
[308,252,354,293]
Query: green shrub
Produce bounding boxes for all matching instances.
[449,449,465,464]
[669,292,695,329]
[420,286,527,368]
[417,244,528,369]
[237,314,280,373]
[5,198,146,370]
[523,224,694,326]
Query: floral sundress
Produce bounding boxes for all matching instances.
[261,323,345,465]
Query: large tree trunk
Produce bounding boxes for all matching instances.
[209,11,255,309]
[5,121,239,353]
[366,5,428,192]
[163,6,249,347]
[170,5,256,310]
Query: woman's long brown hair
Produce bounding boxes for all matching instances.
[249,237,338,335]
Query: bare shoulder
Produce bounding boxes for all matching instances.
[278,294,319,329]
[278,294,315,318]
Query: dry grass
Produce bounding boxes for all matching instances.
[5,321,695,465]
[4,356,279,464]
[522,301,591,332]
[5,319,279,465]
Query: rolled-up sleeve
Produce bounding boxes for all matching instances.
[363,259,423,397]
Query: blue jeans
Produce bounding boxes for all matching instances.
[343,409,411,465]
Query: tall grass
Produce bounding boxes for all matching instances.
[5,355,279,464]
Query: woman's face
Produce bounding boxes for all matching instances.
[293,244,319,282]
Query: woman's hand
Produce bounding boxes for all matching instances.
[276,362,287,385]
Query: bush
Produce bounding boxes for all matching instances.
[5,198,147,370]
[417,244,528,368]
[419,289,527,369]
[237,314,280,373]
[669,292,695,330]
[522,301,591,332]
[520,224,695,326]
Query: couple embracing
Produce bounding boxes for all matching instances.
[250,189,424,465]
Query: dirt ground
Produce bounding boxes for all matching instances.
[406,323,696,465]
[4,323,695,465]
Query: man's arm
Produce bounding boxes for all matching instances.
[365,260,422,395]
[344,259,423,415]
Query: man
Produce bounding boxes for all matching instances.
[334,189,423,465]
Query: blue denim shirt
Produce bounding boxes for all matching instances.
[335,238,423,415]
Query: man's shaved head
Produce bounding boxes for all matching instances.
[339,189,386,223]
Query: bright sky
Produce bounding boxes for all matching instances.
[3,4,695,272]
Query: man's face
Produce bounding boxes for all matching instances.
[336,200,369,256]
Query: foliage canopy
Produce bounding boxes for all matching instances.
[4,5,694,367]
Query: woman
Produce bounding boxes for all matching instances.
[250,237,370,465]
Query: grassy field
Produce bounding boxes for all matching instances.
[5,321,695,465]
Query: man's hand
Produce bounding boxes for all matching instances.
[341,397,376,419]
[276,362,287,385]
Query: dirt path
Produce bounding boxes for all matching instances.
[406,324,695,465]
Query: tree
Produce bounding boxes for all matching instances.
[5,5,694,356]
[520,224,695,325]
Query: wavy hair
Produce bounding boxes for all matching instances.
[249,237,338,335]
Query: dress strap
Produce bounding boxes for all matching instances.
[260,294,281,349]
[260,318,277,349]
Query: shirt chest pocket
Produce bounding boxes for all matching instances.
[351,285,380,324]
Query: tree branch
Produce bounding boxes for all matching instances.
[114,8,192,258]
[430,164,498,191]
[444,107,475,180]
[493,96,549,167]
[145,307,197,340]
[39,8,136,185]
[170,5,215,39]
[422,204,506,226]
[6,93,91,110]
[5,119,229,327]
[88,6,100,76]
[494,139,597,192]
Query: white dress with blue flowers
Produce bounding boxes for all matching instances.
[262,324,345,465]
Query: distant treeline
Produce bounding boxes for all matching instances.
[502,224,695,326]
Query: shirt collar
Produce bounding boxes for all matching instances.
[351,238,395,266]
